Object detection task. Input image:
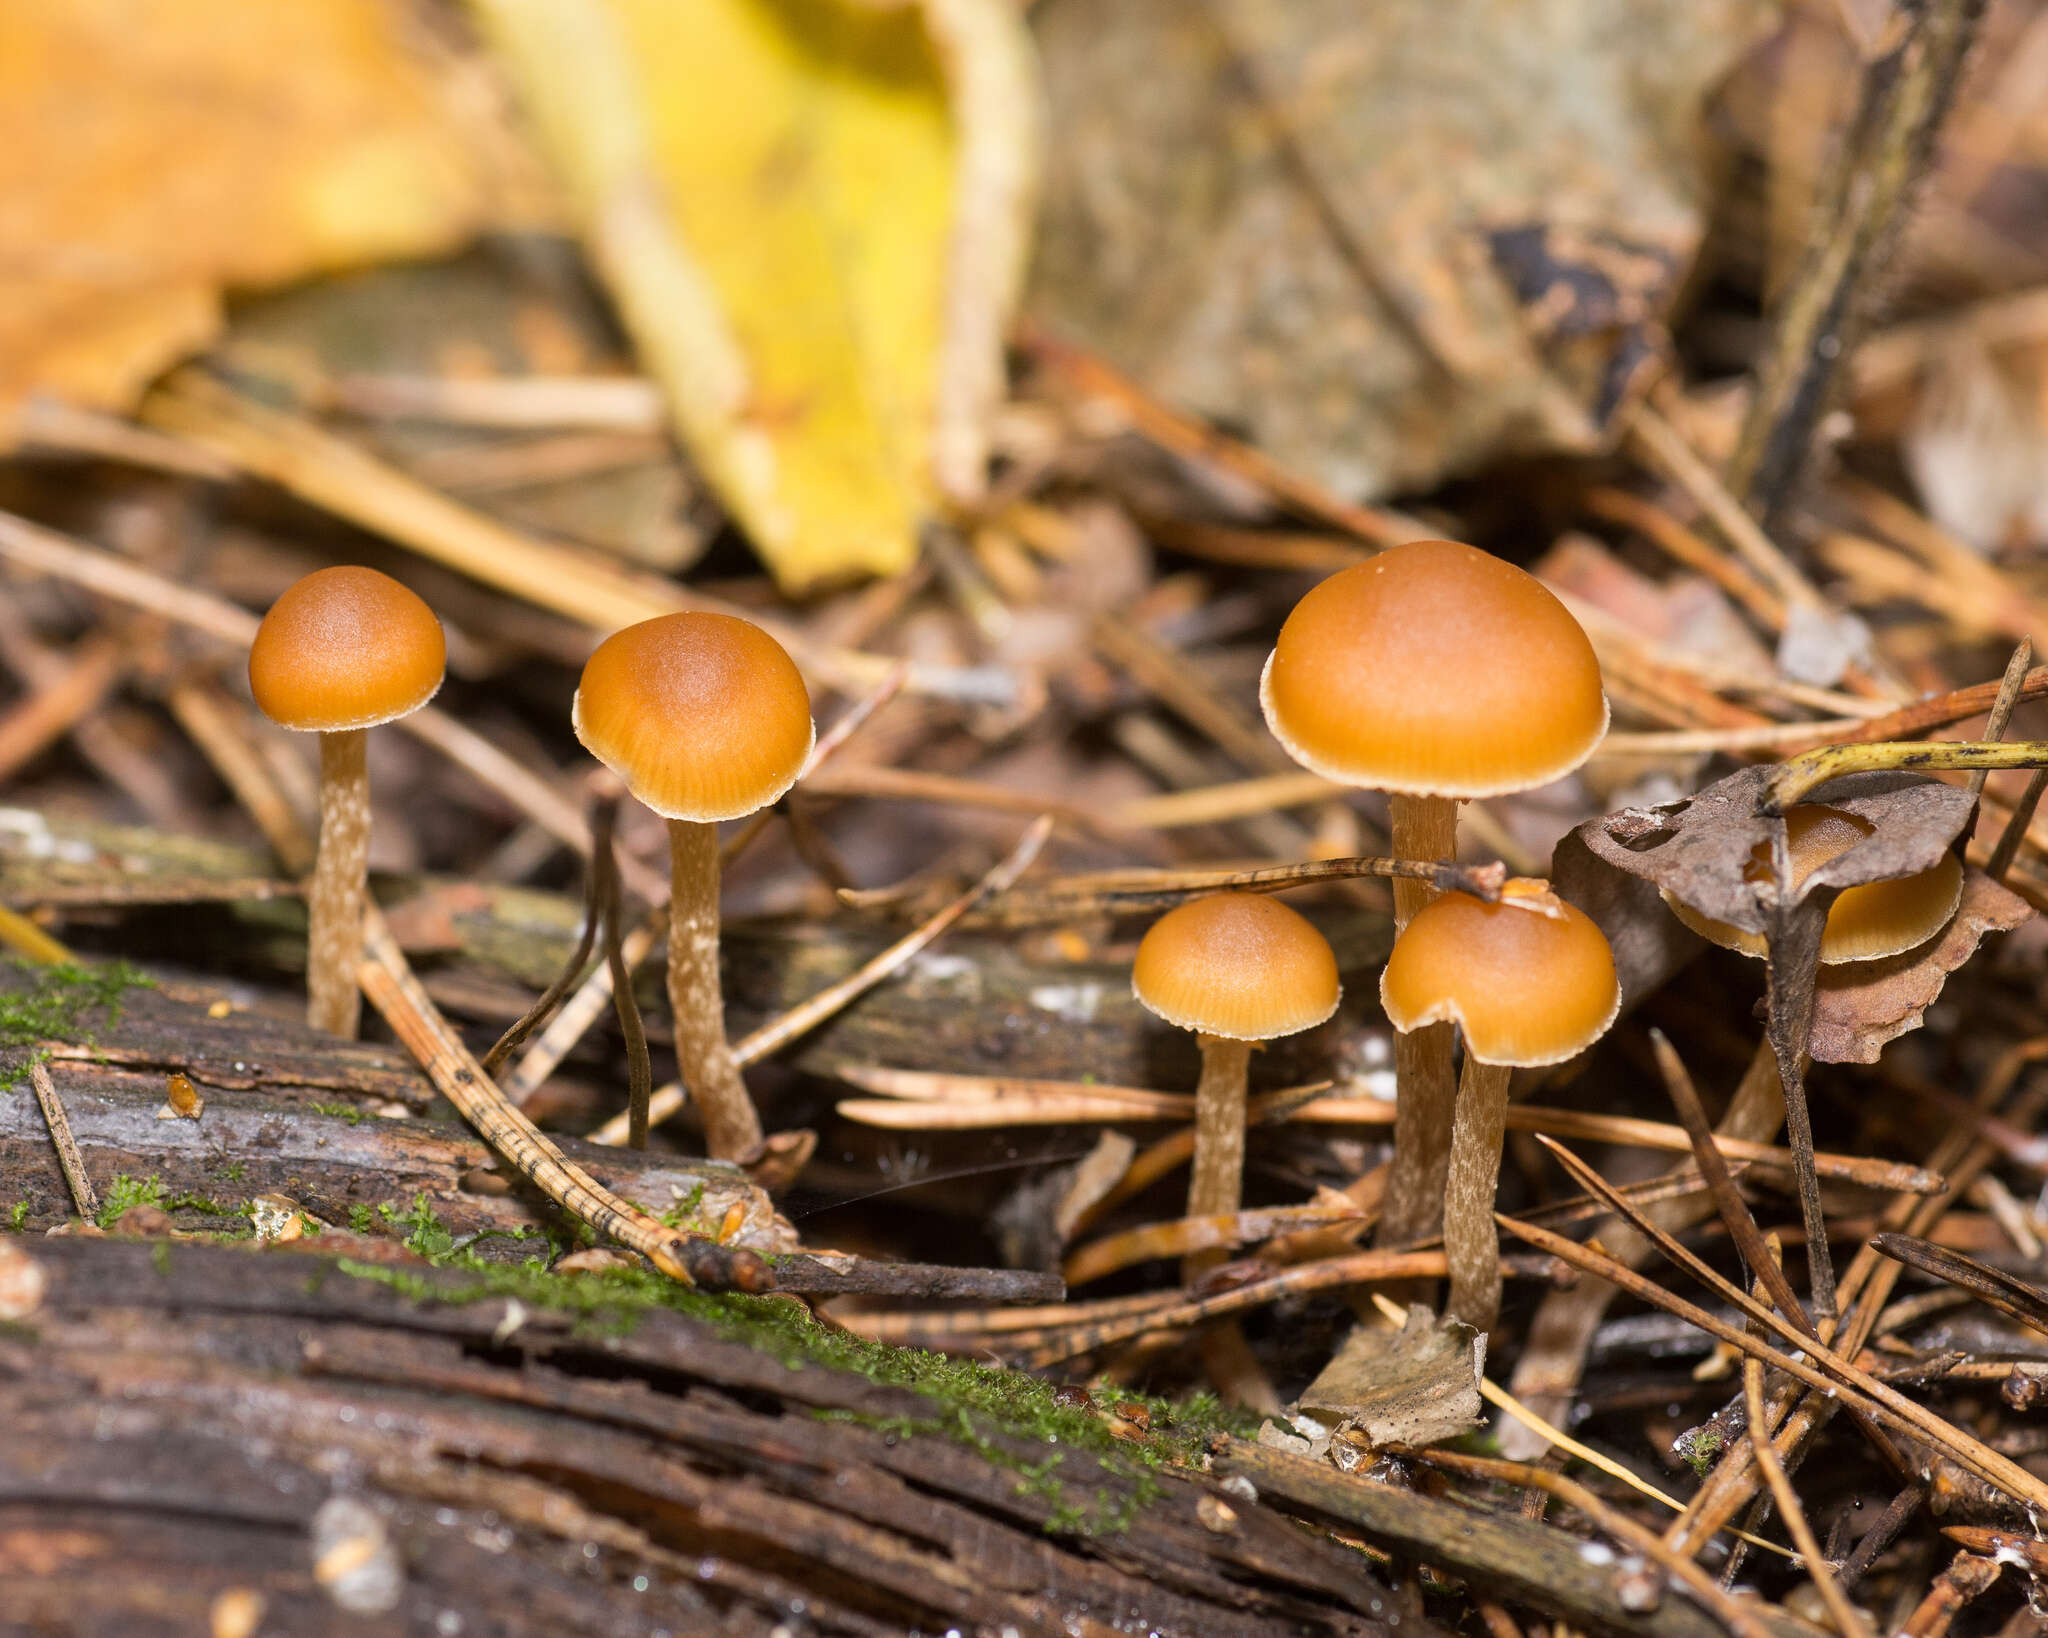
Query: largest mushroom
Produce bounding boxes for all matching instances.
[1260,540,1607,1249]
[249,566,445,1039]
[574,612,813,1159]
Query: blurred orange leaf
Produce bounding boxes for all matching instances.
[0,0,486,445]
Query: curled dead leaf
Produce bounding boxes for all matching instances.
[1295,1304,1484,1453]
[1572,764,1973,941]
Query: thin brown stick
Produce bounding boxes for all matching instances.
[1397,1445,1774,1638]
[1020,327,1425,549]
[1650,1031,1810,1328]
[1497,1210,2048,1511]
[29,1059,97,1221]
[356,905,765,1290]
[1018,1249,1465,1367]
[1741,1350,1876,1638]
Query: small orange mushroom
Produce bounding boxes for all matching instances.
[1382,884,1619,1329]
[574,612,813,1157]
[1133,893,1339,1266]
[249,567,445,1039]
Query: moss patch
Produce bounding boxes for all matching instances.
[97,1173,165,1228]
[329,1199,1256,1533]
[0,959,150,1089]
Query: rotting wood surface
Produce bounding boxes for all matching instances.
[0,1236,1399,1638]
[0,967,1060,1303]
[0,808,1391,1089]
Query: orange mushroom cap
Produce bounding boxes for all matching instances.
[1261,539,1607,797]
[1132,892,1341,1042]
[248,566,446,732]
[1663,803,1963,964]
[1380,888,1620,1066]
[573,612,814,822]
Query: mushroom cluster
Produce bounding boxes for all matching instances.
[1261,539,1609,1260]
[251,574,811,1167]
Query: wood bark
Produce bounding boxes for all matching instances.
[0,1236,1403,1638]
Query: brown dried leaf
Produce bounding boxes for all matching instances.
[1296,1305,1483,1452]
[1810,868,2033,1063]
[1572,764,1973,939]
[1029,0,1774,500]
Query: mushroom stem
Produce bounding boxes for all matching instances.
[1379,790,1460,1248]
[1186,1033,1253,1279]
[307,728,369,1039]
[1444,1054,1513,1330]
[666,817,763,1161]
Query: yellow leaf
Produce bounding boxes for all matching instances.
[0,0,486,445]
[475,0,1039,591]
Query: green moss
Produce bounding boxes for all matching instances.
[0,959,150,1089]
[97,1173,165,1228]
[4,1201,26,1232]
[348,1203,376,1234]
[163,1190,248,1220]
[659,1181,711,1233]
[306,1101,368,1126]
[326,1207,1253,1534]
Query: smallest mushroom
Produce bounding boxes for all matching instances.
[1663,803,1962,964]
[1133,893,1340,1271]
[249,566,445,1039]
[1381,884,1619,1330]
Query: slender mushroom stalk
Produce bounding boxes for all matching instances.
[309,727,371,1038]
[1188,1034,1253,1226]
[1441,1055,1512,1326]
[574,612,813,1161]
[249,566,446,1040]
[1385,789,1460,1243]
[1262,540,1608,1256]
[666,815,756,1159]
[1382,883,1620,1329]
[1132,892,1340,1279]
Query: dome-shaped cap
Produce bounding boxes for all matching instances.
[1664,803,1963,964]
[1261,539,1608,798]
[248,566,446,732]
[573,612,814,822]
[1132,892,1341,1042]
[1381,887,1619,1066]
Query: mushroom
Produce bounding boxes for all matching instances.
[248,566,446,1039]
[1261,539,1607,1249]
[1132,892,1340,1268]
[574,612,813,1158]
[1380,883,1619,1329]
[1662,803,1963,964]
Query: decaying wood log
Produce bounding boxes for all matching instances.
[0,1236,1399,1638]
[0,808,1391,1088]
[0,965,1060,1303]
